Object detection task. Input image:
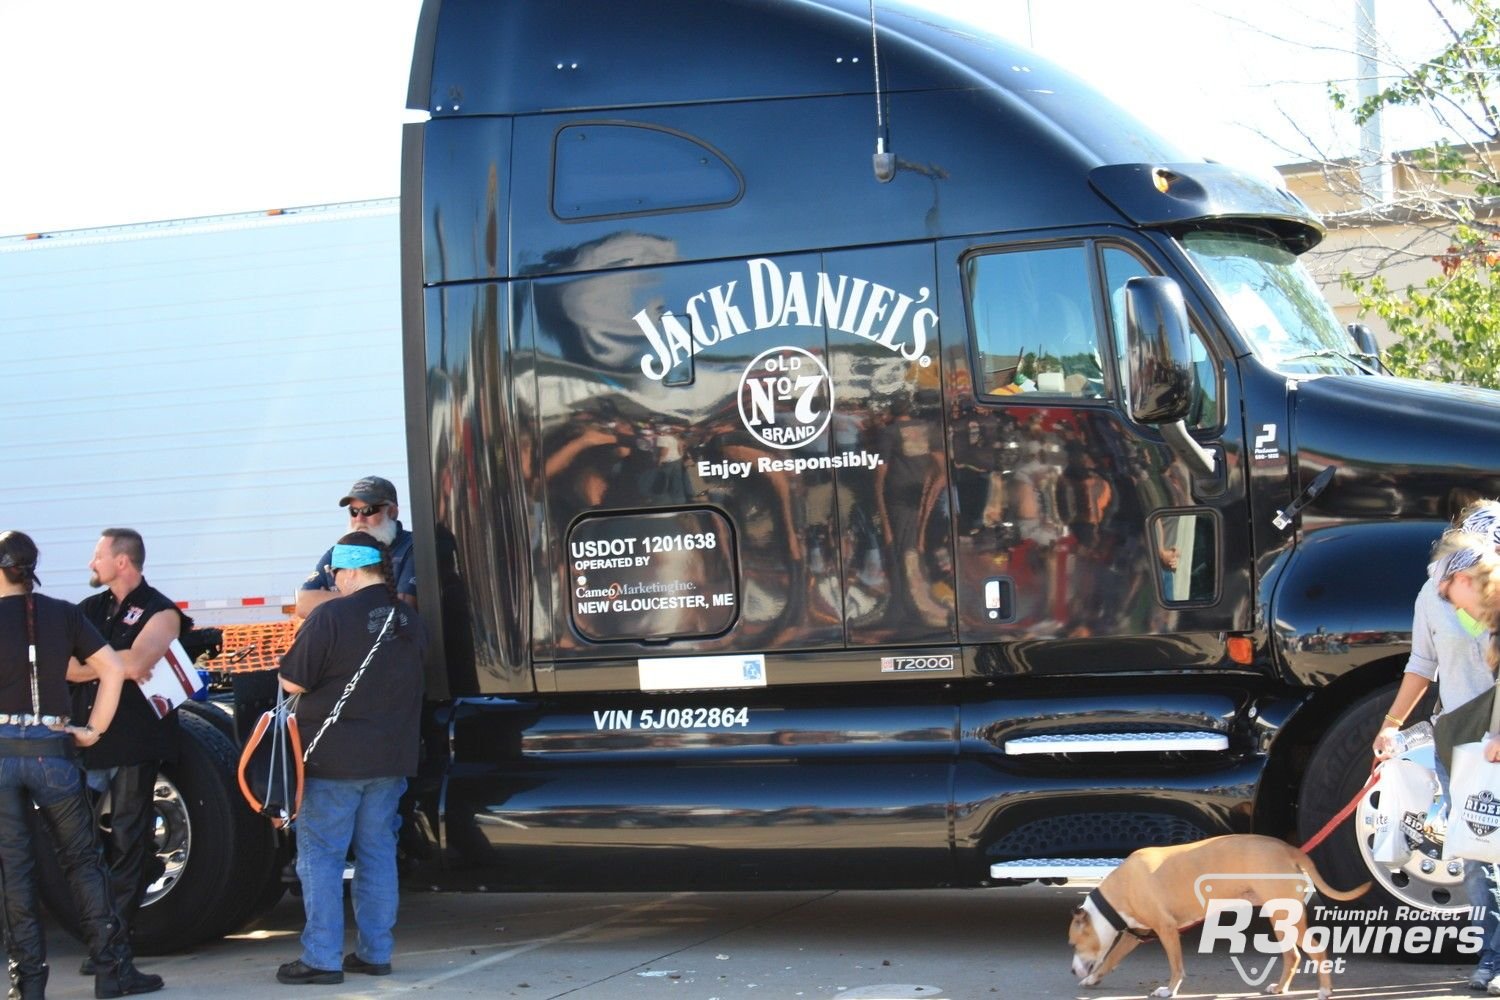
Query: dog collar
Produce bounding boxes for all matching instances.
[1087,888,1129,934]
[1088,887,1154,942]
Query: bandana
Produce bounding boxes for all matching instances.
[1432,543,1485,585]
[1460,506,1500,546]
[331,543,382,570]
[0,552,40,585]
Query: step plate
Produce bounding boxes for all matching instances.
[1004,731,1228,755]
[990,858,1123,881]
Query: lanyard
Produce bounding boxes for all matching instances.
[24,595,40,717]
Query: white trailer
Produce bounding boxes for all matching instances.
[0,200,407,624]
[0,199,410,952]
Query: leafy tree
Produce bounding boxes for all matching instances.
[1327,0,1500,389]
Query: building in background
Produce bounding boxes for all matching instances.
[1280,143,1500,348]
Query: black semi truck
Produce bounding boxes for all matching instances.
[41,0,1500,955]
[398,0,1500,930]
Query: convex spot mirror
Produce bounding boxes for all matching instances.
[1124,276,1216,477]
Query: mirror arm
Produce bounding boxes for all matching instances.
[1160,420,1216,478]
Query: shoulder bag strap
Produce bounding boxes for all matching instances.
[301,606,396,762]
[24,595,40,717]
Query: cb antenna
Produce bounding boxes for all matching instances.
[870,0,895,182]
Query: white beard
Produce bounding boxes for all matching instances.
[364,518,399,547]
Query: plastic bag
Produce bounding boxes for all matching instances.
[1370,756,1438,865]
[1443,742,1500,864]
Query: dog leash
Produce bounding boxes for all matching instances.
[1298,760,1383,854]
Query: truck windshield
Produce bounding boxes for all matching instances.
[1180,231,1367,376]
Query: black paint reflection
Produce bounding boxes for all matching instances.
[530,252,849,660]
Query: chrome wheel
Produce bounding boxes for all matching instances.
[144,773,192,908]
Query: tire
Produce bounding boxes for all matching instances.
[38,712,282,954]
[1298,684,1473,962]
[179,698,236,745]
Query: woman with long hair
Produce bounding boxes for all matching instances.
[0,530,162,999]
[275,531,427,986]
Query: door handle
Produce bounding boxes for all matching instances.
[1273,465,1337,531]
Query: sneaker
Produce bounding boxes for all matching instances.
[1487,972,1500,995]
[1474,966,1499,991]
[275,960,343,986]
[342,953,392,976]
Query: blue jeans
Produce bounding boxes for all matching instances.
[1470,860,1500,972]
[0,723,82,807]
[1436,754,1500,970]
[295,775,407,971]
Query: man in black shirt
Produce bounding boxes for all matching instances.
[70,528,187,964]
[274,531,426,985]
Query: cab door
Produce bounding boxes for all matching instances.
[938,231,1252,673]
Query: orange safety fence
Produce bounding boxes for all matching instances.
[204,619,300,673]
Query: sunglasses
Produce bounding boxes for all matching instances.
[346,503,387,518]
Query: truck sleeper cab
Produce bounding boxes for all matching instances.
[402,0,1500,924]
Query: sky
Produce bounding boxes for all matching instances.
[0,0,1461,237]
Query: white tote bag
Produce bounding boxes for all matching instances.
[1443,742,1500,864]
[1371,757,1439,865]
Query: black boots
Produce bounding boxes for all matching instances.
[10,955,163,999]
[7,964,46,1000]
[93,961,163,999]
[88,913,160,999]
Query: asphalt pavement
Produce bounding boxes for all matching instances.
[33,884,1494,999]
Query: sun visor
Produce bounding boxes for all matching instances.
[1089,163,1325,254]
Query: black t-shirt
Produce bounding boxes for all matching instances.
[0,593,105,717]
[74,580,184,767]
[279,585,427,780]
[880,417,938,496]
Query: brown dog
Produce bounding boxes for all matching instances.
[1067,834,1370,999]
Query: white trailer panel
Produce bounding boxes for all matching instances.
[0,200,406,624]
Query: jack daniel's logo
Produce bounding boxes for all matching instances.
[633,258,938,381]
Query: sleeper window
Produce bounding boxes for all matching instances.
[553,124,743,221]
[965,245,1107,399]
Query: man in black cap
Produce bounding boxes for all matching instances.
[296,476,418,618]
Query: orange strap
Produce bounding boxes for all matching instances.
[1299,760,1382,854]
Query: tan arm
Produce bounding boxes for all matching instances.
[295,588,337,619]
[1373,672,1433,759]
[115,611,178,682]
[66,656,94,682]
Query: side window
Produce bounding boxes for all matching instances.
[1101,246,1220,431]
[965,245,1107,399]
[1152,510,1219,604]
[552,123,743,221]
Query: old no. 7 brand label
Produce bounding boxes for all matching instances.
[737,346,831,450]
